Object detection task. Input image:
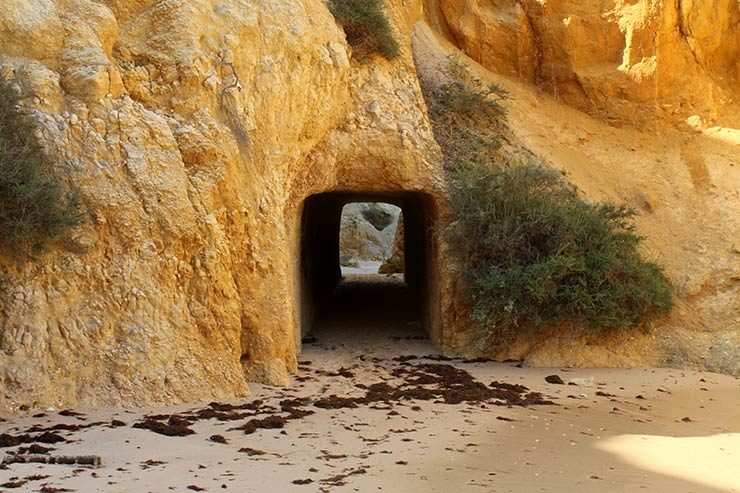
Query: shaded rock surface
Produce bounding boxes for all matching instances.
[340,203,401,263]
[378,215,405,274]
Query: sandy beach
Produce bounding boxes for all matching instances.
[1,322,738,493]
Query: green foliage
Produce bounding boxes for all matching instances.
[423,56,509,170]
[328,0,400,60]
[361,203,393,231]
[0,79,81,253]
[417,54,673,344]
[432,56,509,123]
[446,161,674,341]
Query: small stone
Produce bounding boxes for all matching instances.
[209,434,228,444]
[567,376,594,387]
[545,375,564,385]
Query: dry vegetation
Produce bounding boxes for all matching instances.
[423,57,673,347]
[0,79,80,253]
[327,0,400,60]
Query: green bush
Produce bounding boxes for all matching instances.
[416,55,673,343]
[0,79,81,252]
[424,56,509,170]
[446,161,673,341]
[328,0,400,60]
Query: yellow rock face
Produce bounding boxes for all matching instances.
[0,0,737,412]
[413,18,739,375]
[0,0,455,412]
[428,0,739,124]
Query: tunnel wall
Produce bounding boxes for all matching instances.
[299,194,343,337]
[299,192,438,341]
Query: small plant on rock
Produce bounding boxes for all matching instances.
[424,55,509,170]
[433,55,509,123]
[327,0,401,61]
[0,79,81,253]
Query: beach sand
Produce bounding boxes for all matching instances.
[1,280,738,492]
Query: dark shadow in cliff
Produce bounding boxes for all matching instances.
[300,192,435,343]
[310,276,425,343]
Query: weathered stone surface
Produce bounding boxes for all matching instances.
[0,0,450,412]
[340,203,400,263]
[428,0,740,124]
[379,215,405,274]
[0,0,737,413]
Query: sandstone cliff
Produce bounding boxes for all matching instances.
[414,13,739,372]
[0,0,737,412]
[426,0,740,126]
[0,0,449,412]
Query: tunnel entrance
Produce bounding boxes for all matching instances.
[300,192,435,345]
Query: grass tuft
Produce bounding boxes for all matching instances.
[328,0,401,61]
[424,56,509,170]
[0,79,81,253]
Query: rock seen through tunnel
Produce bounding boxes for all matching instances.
[339,202,402,276]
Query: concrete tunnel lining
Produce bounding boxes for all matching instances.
[299,191,439,343]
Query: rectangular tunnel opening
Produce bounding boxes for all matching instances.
[300,192,436,346]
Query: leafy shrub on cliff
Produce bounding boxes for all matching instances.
[0,80,81,252]
[417,55,673,342]
[446,161,673,342]
[328,0,400,60]
[424,56,509,170]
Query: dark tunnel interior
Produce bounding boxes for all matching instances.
[300,192,435,342]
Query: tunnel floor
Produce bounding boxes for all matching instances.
[307,274,427,345]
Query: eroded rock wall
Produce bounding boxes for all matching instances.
[339,203,401,263]
[0,0,737,412]
[428,0,739,125]
[0,0,450,412]
[413,20,740,375]
[379,215,405,274]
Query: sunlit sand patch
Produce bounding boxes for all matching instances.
[704,126,740,147]
[596,433,740,491]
